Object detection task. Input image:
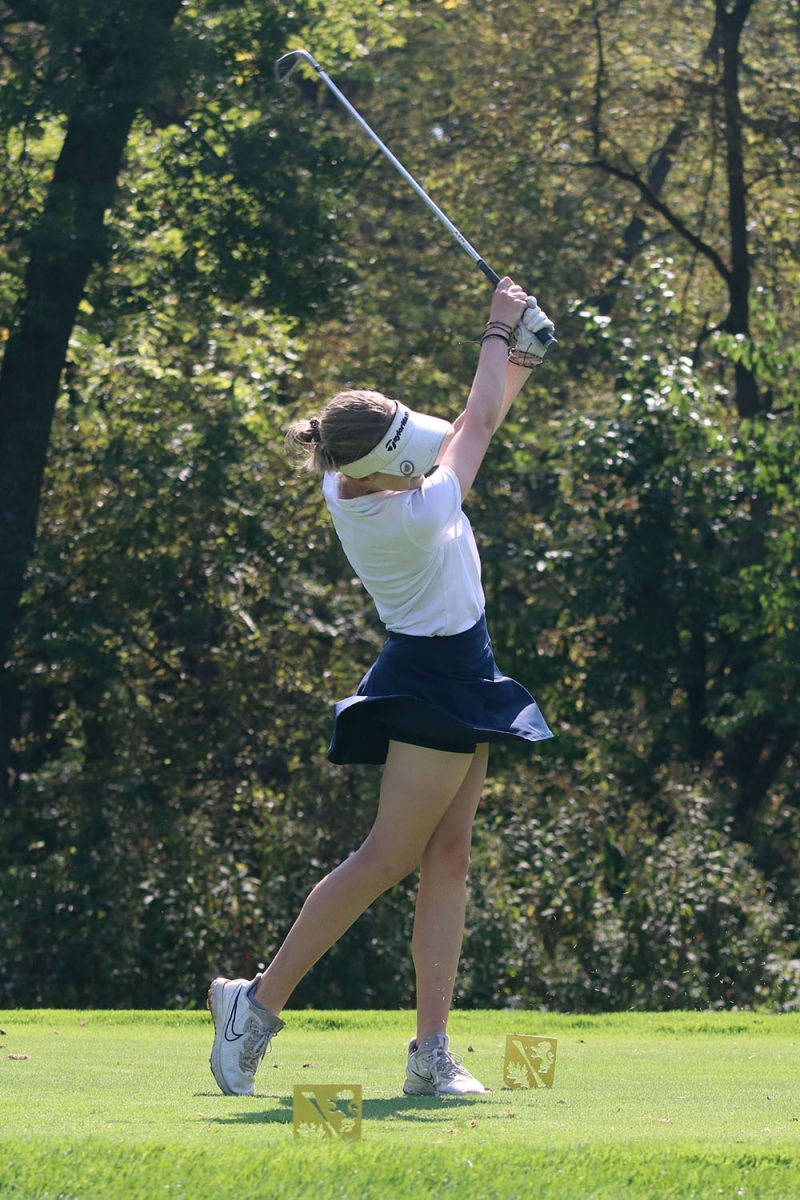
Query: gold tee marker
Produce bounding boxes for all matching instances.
[503,1034,558,1089]
[293,1084,363,1140]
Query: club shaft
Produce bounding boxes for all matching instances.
[300,55,499,285]
[277,50,555,350]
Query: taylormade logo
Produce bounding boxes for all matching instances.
[385,410,409,452]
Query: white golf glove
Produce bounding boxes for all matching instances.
[509,297,555,367]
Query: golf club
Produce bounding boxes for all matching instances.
[275,48,557,355]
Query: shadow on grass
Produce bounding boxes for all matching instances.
[197,1093,490,1127]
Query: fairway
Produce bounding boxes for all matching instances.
[2,1010,799,1199]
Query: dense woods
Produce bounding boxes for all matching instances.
[1,0,798,1011]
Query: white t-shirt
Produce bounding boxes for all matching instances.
[322,465,485,636]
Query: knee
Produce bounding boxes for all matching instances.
[421,835,471,882]
[357,838,420,890]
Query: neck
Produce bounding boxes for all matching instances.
[338,475,376,498]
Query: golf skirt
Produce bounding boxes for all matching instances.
[327,612,553,765]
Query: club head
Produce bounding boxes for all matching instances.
[274,49,321,85]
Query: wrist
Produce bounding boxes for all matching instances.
[485,319,513,337]
[480,323,511,350]
[480,335,510,363]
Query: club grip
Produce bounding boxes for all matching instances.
[535,326,558,349]
[477,259,501,286]
[477,259,557,350]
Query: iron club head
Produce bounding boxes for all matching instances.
[274,49,321,85]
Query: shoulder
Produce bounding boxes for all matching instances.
[403,465,464,547]
[412,465,463,510]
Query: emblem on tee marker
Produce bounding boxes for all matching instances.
[503,1034,558,1089]
[293,1084,363,1139]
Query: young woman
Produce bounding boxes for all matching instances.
[208,277,554,1098]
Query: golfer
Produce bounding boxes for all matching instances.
[209,277,554,1098]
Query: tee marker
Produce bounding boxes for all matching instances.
[293,1084,363,1140]
[503,1034,558,1089]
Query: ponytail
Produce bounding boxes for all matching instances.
[285,416,337,473]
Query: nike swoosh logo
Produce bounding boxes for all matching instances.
[223,991,247,1042]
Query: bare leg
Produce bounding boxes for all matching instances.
[253,742,473,1016]
[412,744,488,1044]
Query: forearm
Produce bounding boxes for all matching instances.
[435,277,530,467]
[465,338,509,433]
[441,356,532,456]
[492,359,533,433]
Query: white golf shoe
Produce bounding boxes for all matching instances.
[207,975,285,1096]
[403,1032,487,1096]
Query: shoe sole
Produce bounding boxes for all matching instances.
[403,1080,437,1096]
[403,1064,487,1097]
[403,1081,486,1096]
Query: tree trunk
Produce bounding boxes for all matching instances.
[0,0,182,806]
[716,0,761,418]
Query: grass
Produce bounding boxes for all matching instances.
[1,1009,799,1198]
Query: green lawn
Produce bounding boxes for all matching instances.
[2,1009,799,1198]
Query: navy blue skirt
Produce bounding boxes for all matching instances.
[327,613,553,765]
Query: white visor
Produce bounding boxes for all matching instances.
[340,404,451,479]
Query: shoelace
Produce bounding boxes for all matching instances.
[428,1046,469,1080]
[239,1026,275,1075]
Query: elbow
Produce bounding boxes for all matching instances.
[469,407,497,440]
[466,388,503,438]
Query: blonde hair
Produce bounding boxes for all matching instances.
[285,389,396,475]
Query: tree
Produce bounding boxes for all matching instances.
[0,0,183,804]
[575,0,765,416]
[0,0,399,803]
[1,0,797,1010]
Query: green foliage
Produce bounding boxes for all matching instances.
[461,769,794,1013]
[1,0,798,1011]
[617,783,792,1009]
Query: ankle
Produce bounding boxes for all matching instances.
[416,1027,447,1047]
[250,978,283,1020]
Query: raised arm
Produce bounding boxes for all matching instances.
[493,358,535,433]
[437,277,529,499]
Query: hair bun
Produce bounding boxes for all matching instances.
[284,390,393,476]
